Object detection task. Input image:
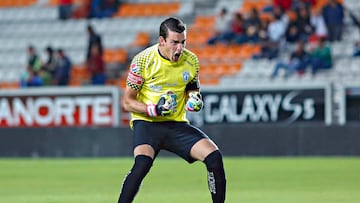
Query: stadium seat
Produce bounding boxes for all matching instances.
[0,82,20,89]
[47,0,89,6]
[0,0,36,7]
[130,32,150,48]
[69,64,89,86]
[114,2,180,17]
[199,74,220,85]
[239,0,271,14]
[104,49,128,64]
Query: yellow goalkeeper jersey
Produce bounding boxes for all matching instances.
[126,44,200,125]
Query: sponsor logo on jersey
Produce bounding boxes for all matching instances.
[130,63,138,73]
[128,71,143,85]
[183,71,190,82]
[165,83,177,87]
[149,84,162,92]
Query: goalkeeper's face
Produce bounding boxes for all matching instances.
[159,29,186,62]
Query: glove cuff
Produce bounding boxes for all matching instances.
[146,104,158,117]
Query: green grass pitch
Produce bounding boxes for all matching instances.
[0,157,359,203]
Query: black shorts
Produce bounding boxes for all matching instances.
[132,120,209,163]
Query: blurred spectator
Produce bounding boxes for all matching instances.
[253,9,287,60]
[20,69,30,87]
[38,67,53,86]
[257,20,270,42]
[273,0,292,11]
[87,44,106,85]
[207,7,232,45]
[27,45,42,73]
[227,12,246,44]
[72,0,91,19]
[231,12,245,33]
[242,8,262,43]
[25,69,43,87]
[20,67,42,87]
[58,0,73,20]
[252,41,280,60]
[300,0,316,7]
[20,67,43,87]
[346,8,360,57]
[347,8,360,36]
[271,40,309,78]
[55,49,72,86]
[42,46,57,78]
[89,0,121,18]
[285,17,302,43]
[268,8,287,43]
[310,9,328,39]
[295,5,313,41]
[353,41,360,57]
[86,24,103,61]
[308,37,332,74]
[273,5,289,25]
[291,0,315,11]
[322,0,344,42]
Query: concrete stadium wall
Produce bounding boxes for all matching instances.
[1,124,360,157]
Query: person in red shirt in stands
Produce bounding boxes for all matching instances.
[273,0,292,11]
[87,43,106,85]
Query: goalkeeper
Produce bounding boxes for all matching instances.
[117,17,226,203]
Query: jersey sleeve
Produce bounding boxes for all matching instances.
[126,54,145,91]
[185,54,200,91]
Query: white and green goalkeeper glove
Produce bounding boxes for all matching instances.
[186,91,203,112]
[147,91,177,116]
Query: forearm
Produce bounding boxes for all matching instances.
[122,98,147,114]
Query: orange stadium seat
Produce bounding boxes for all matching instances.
[130,32,150,48]
[201,64,217,75]
[237,44,261,59]
[192,15,215,30]
[199,74,219,85]
[69,64,90,86]
[225,63,243,75]
[186,15,217,47]
[47,0,89,6]
[286,10,297,22]
[186,31,213,47]
[259,12,273,23]
[104,49,128,64]
[114,2,180,17]
[0,82,20,89]
[0,0,37,7]
[239,0,272,14]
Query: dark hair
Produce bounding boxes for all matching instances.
[221,7,228,14]
[159,17,186,39]
[28,45,34,51]
[46,46,53,53]
[87,24,94,33]
[57,48,64,55]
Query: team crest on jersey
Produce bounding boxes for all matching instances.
[130,63,138,73]
[182,71,190,82]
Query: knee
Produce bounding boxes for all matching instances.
[132,155,153,175]
[203,150,224,170]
